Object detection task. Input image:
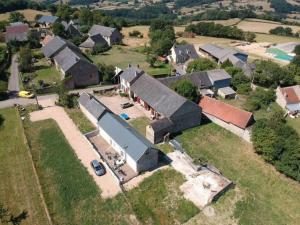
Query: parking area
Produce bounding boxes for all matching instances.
[30,106,122,198]
[95,94,149,120]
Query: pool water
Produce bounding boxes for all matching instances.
[266,47,294,62]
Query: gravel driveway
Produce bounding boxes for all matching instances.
[30,106,122,198]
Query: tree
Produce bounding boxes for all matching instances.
[97,63,116,83]
[221,59,233,69]
[56,4,73,21]
[27,31,41,48]
[186,58,217,73]
[253,60,295,88]
[171,79,198,102]
[9,12,25,23]
[293,45,300,55]
[292,55,300,67]
[0,114,3,128]
[149,19,175,56]
[19,47,33,73]
[91,44,109,55]
[244,31,256,42]
[57,84,76,108]
[52,22,66,37]
[244,88,276,111]
[146,55,156,67]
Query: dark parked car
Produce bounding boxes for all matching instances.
[90,160,106,176]
[120,102,133,109]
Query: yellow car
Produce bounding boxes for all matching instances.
[18,91,35,98]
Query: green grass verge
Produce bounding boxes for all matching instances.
[0,108,50,225]
[89,46,170,76]
[65,107,96,133]
[23,118,199,225]
[179,123,300,225]
[129,116,150,136]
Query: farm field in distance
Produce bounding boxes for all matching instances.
[0,108,50,225]
[0,9,50,21]
[180,123,300,225]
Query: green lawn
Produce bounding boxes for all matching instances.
[287,117,300,136]
[33,58,61,85]
[65,107,96,133]
[23,118,198,225]
[0,108,50,225]
[89,46,171,76]
[129,116,150,135]
[179,123,300,225]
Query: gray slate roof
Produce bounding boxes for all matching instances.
[207,69,231,83]
[120,66,144,83]
[53,46,88,73]
[42,36,80,58]
[79,93,106,120]
[89,25,117,37]
[80,34,107,48]
[37,15,59,24]
[131,73,199,119]
[159,69,231,89]
[172,44,199,63]
[98,110,153,162]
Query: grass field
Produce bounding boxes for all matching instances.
[237,19,300,34]
[179,123,300,225]
[90,46,171,76]
[23,118,198,225]
[65,107,96,133]
[0,108,50,225]
[33,58,61,85]
[0,9,50,21]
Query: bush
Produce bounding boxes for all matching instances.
[251,113,300,181]
[171,79,198,102]
[186,58,217,73]
[91,44,110,55]
[244,88,275,112]
[129,30,143,38]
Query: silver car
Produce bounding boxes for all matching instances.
[90,160,106,176]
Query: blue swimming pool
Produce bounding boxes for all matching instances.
[267,48,294,62]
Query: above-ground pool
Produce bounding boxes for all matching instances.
[266,47,294,62]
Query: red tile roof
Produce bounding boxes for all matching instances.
[199,96,254,129]
[280,87,300,104]
[6,24,29,35]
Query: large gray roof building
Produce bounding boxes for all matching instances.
[42,36,80,58]
[200,44,254,77]
[87,25,122,46]
[78,92,158,173]
[171,44,199,64]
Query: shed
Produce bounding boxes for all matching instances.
[217,87,236,99]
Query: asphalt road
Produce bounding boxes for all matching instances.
[7,54,20,95]
[0,94,58,109]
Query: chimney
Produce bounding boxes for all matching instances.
[137,64,139,68]
[135,71,138,77]
[128,64,131,68]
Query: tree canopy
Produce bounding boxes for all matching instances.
[171,79,198,102]
[253,60,296,88]
[19,47,33,73]
[149,19,175,56]
[186,58,217,73]
[252,112,300,181]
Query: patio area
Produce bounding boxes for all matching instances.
[87,132,138,183]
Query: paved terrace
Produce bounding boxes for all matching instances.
[87,132,138,183]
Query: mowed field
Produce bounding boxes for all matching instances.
[22,117,199,225]
[0,9,50,21]
[180,123,300,225]
[237,18,300,34]
[0,108,50,225]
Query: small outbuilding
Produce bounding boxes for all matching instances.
[217,87,236,99]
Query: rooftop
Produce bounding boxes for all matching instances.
[89,25,117,37]
[280,85,300,104]
[199,96,254,129]
[37,15,59,24]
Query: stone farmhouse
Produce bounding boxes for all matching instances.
[276,85,300,116]
[42,36,99,88]
[119,65,202,144]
